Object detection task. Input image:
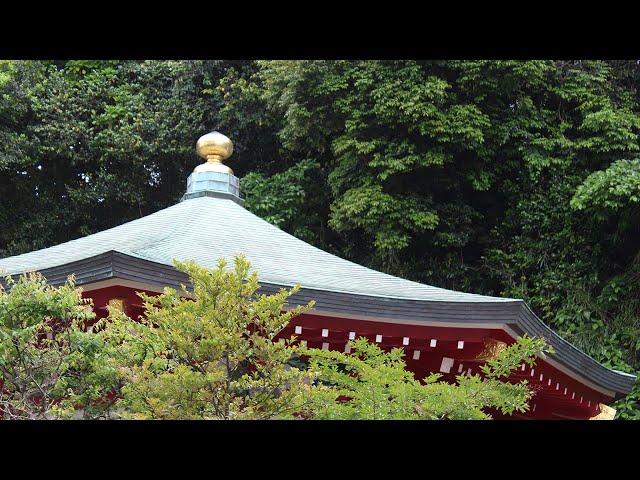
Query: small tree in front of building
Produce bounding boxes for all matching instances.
[99,255,316,419]
[0,272,104,419]
[299,336,549,420]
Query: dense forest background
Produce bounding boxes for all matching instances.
[1,60,639,417]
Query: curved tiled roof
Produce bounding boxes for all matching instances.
[0,195,515,303]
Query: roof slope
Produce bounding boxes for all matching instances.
[0,196,515,303]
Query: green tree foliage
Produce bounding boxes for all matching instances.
[300,336,548,420]
[242,159,328,244]
[98,256,316,419]
[571,158,640,214]
[0,273,96,418]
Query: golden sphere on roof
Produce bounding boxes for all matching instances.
[195,131,234,174]
[196,131,233,161]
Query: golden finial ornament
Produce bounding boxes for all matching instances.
[194,131,234,174]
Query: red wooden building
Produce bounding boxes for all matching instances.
[0,132,634,419]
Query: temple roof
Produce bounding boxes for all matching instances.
[0,195,514,303]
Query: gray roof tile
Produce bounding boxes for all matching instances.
[0,196,515,303]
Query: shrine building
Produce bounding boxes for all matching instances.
[0,131,635,419]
